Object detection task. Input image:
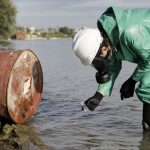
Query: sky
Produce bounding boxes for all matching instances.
[12,0,150,29]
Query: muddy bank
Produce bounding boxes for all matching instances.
[0,122,50,150]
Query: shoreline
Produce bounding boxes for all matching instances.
[9,37,72,41]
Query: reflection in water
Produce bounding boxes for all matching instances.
[139,132,150,150]
[11,40,150,149]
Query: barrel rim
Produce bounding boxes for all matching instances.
[6,49,43,123]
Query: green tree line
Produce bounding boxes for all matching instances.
[40,26,75,39]
[16,26,76,39]
[0,0,76,40]
[0,0,16,40]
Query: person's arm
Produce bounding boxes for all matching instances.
[131,61,150,81]
[124,28,150,81]
[82,52,122,111]
[119,27,150,100]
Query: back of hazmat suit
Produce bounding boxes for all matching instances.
[97,7,150,104]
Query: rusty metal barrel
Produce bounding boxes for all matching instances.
[0,49,43,123]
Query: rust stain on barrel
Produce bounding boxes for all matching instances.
[0,49,43,123]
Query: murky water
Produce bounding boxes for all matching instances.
[3,39,150,150]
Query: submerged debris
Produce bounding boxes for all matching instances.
[0,123,49,150]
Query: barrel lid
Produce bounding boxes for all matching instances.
[7,50,43,123]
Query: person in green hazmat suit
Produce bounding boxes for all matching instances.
[72,7,150,131]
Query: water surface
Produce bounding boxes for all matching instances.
[10,39,150,150]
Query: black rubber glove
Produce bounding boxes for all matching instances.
[82,92,103,111]
[120,77,137,100]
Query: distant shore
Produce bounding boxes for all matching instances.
[11,26,76,40]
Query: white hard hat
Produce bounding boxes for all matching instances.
[72,28,103,65]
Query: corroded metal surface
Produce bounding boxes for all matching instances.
[0,49,43,123]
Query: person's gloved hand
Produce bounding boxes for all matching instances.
[82,92,103,111]
[120,77,137,100]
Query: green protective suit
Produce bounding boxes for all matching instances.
[97,7,150,103]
